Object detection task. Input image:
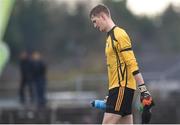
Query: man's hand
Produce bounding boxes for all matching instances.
[138,84,153,106]
[138,84,155,124]
[104,96,108,103]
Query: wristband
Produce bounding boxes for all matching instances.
[138,84,147,93]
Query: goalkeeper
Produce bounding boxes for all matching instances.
[90,4,154,124]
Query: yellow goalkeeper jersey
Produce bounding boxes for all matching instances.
[105,26,139,90]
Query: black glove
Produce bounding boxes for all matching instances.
[138,84,155,124]
[142,105,152,124]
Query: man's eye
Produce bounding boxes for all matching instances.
[92,20,96,23]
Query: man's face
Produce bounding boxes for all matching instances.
[91,15,106,32]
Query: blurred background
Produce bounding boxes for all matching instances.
[0,0,180,124]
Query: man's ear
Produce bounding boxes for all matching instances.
[101,13,107,20]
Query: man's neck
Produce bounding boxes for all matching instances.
[106,19,116,32]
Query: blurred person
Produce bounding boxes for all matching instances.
[31,51,47,108]
[19,51,34,105]
[89,4,154,124]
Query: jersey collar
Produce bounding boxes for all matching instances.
[107,25,117,36]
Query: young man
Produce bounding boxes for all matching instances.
[90,4,154,124]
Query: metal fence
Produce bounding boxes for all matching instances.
[0,70,180,123]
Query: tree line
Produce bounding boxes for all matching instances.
[4,0,180,66]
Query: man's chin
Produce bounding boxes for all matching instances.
[100,29,105,32]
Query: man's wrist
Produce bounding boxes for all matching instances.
[138,84,147,93]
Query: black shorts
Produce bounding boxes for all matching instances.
[105,87,135,117]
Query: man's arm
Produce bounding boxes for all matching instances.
[134,72,153,105]
[134,72,144,85]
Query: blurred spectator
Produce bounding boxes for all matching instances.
[31,51,47,108]
[19,51,34,105]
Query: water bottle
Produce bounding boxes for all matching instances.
[91,100,106,110]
